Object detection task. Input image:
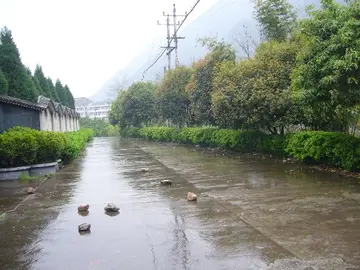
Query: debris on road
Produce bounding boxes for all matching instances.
[187,192,197,201]
[160,180,172,185]
[78,223,91,232]
[104,203,119,212]
[78,204,89,212]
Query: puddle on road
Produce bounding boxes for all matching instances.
[0,138,359,270]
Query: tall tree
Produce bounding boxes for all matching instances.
[0,69,8,95]
[291,0,360,131]
[47,77,60,102]
[253,0,297,41]
[187,38,236,126]
[0,27,37,101]
[24,67,39,99]
[32,75,42,98]
[64,84,75,109]
[34,65,51,98]
[109,82,157,128]
[55,79,67,105]
[157,66,192,127]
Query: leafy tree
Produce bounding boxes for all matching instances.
[291,0,360,131]
[187,38,236,126]
[47,77,60,102]
[212,41,299,133]
[0,69,8,95]
[0,27,37,101]
[157,66,192,127]
[253,0,297,41]
[109,82,157,128]
[55,79,67,105]
[79,118,119,137]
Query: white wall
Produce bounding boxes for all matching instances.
[39,109,54,131]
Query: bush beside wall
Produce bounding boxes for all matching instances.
[121,127,360,171]
[0,127,94,168]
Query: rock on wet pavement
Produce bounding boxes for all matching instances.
[104,203,119,212]
[77,204,89,212]
[27,187,35,194]
[187,192,197,201]
[78,223,91,232]
[141,168,149,173]
[160,180,172,185]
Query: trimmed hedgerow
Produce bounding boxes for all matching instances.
[285,131,360,171]
[121,127,360,171]
[0,127,93,168]
[121,127,283,153]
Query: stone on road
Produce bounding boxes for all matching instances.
[104,203,119,212]
[27,187,35,194]
[78,223,91,232]
[187,192,197,201]
[160,180,172,185]
[77,204,89,212]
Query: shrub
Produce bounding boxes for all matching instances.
[62,128,94,162]
[0,127,39,167]
[285,131,360,171]
[0,127,94,168]
[121,127,360,171]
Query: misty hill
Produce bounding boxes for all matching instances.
[91,0,320,102]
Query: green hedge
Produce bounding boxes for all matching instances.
[121,127,360,171]
[286,131,360,171]
[121,127,285,154]
[0,127,94,168]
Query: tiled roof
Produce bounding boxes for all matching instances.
[0,95,80,118]
[0,95,44,111]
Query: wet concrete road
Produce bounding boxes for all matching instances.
[0,138,359,269]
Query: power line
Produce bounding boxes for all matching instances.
[141,0,201,80]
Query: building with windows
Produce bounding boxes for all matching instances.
[75,98,111,121]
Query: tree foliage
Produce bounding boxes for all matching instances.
[0,26,75,105]
[253,0,297,41]
[79,118,120,137]
[187,38,236,126]
[157,66,192,127]
[109,82,157,128]
[291,0,360,131]
[0,27,37,101]
[212,41,299,133]
[0,69,8,95]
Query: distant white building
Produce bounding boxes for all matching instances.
[75,97,111,121]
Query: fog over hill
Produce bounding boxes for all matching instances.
[91,0,320,102]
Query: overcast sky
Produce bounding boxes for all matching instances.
[0,0,218,98]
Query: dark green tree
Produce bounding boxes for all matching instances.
[32,75,42,98]
[34,65,51,98]
[253,0,297,41]
[47,77,60,102]
[55,79,67,105]
[0,69,8,95]
[64,84,75,108]
[0,27,37,101]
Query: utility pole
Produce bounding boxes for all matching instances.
[158,13,174,71]
[172,4,186,68]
